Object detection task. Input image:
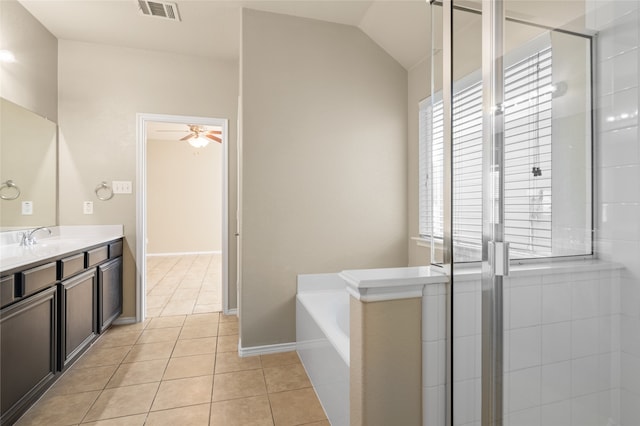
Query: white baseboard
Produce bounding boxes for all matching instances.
[224,308,238,316]
[113,317,137,325]
[238,341,296,358]
[147,251,222,257]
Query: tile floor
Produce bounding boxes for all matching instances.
[15,255,328,426]
[146,255,222,317]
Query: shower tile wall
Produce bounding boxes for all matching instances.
[423,266,621,426]
[590,1,640,425]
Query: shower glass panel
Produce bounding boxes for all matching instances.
[435,0,631,425]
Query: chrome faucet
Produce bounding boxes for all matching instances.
[20,227,52,246]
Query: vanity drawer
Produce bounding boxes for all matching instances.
[1,275,16,307]
[59,253,86,280]
[109,240,123,259]
[86,246,109,268]
[20,262,57,297]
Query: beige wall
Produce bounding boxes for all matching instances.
[240,9,408,348]
[0,0,57,121]
[58,40,239,315]
[350,297,422,425]
[146,138,222,254]
[408,58,431,267]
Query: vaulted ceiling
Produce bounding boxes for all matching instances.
[18,0,432,70]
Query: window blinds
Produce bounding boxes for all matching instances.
[419,46,553,259]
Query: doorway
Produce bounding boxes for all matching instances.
[136,113,229,322]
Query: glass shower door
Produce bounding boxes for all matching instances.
[441,0,604,425]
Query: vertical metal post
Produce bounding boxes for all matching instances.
[481,0,505,425]
[442,1,454,426]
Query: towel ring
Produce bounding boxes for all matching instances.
[95,181,114,201]
[0,180,21,200]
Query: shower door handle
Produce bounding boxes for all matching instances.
[489,241,510,276]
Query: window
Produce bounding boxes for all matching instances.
[419,46,554,261]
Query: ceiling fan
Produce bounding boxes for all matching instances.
[159,124,222,147]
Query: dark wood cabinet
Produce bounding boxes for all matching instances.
[98,257,122,333]
[59,269,97,370]
[0,237,124,424]
[0,286,57,425]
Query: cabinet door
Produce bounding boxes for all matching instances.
[60,269,97,369]
[98,257,122,333]
[0,286,57,425]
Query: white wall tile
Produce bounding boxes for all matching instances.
[572,355,600,397]
[572,318,601,358]
[542,322,571,364]
[572,393,600,426]
[509,327,541,371]
[540,400,571,426]
[572,280,600,320]
[598,127,639,168]
[541,361,572,404]
[506,407,541,426]
[509,367,541,412]
[510,286,542,329]
[542,283,571,324]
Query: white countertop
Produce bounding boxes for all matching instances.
[0,225,124,272]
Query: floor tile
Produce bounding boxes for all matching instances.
[146,315,186,329]
[15,391,100,425]
[219,313,237,324]
[216,335,239,353]
[171,288,200,300]
[151,375,213,411]
[184,313,219,327]
[210,395,274,426]
[144,403,210,426]
[260,351,301,368]
[123,341,176,363]
[80,414,147,425]
[268,388,326,426]
[263,364,312,393]
[160,300,196,316]
[215,352,262,374]
[49,364,118,395]
[172,336,217,357]
[136,327,181,344]
[83,382,159,422]
[193,303,221,313]
[106,359,168,388]
[179,324,218,339]
[72,345,131,369]
[163,353,215,380]
[95,330,143,348]
[218,321,239,336]
[212,369,267,401]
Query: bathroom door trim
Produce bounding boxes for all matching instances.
[135,113,230,322]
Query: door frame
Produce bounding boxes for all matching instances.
[135,113,230,322]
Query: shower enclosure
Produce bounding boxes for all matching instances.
[426,0,640,424]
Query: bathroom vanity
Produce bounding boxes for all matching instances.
[0,226,124,425]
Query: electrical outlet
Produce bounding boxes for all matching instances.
[22,201,33,215]
[112,180,132,194]
[83,201,93,214]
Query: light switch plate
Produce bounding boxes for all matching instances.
[22,201,33,215]
[83,201,94,214]
[112,180,132,194]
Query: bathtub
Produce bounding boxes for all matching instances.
[296,273,350,426]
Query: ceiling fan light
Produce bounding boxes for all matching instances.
[188,135,209,148]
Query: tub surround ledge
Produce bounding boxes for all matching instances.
[340,266,448,302]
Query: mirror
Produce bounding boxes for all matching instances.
[1,98,57,231]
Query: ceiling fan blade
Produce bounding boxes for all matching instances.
[180,134,196,141]
[205,134,222,143]
[206,130,222,135]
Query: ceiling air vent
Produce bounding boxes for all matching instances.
[137,0,181,21]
